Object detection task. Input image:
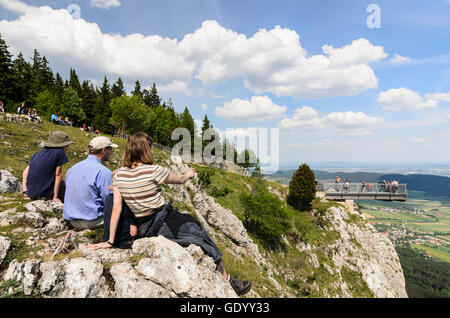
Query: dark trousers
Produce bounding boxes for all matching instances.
[30,181,66,203]
[102,194,137,249]
[138,203,223,263]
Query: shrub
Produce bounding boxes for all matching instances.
[197,169,215,188]
[209,186,232,198]
[240,189,290,249]
[287,163,316,211]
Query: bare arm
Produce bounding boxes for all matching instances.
[108,186,123,244]
[88,186,122,250]
[53,166,63,203]
[22,166,29,197]
[164,168,195,184]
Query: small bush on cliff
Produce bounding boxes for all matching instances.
[287,163,316,211]
[197,168,215,188]
[240,188,289,249]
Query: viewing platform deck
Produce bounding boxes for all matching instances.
[323,183,407,201]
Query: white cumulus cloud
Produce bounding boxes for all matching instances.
[90,0,121,9]
[378,88,440,111]
[425,92,450,102]
[0,1,388,99]
[157,80,191,96]
[279,107,385,136]
[214,96,287,123]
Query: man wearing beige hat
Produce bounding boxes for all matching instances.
[22,130,73,202]
[63,136,118,230]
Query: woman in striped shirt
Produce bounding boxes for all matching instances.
[89,132,252,296]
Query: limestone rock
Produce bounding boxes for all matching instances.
[0,235,10,265]
[25,200,64,214]
[3,259,41,296]
[192,191,262,263]
[325,206,407,298]
[79,245,133,264]
[0,170,21,193]
[38,257,110,298]
[110,262,176,298]
[0,211,46,228]
[133,236,237,298]
[43,218,69,235]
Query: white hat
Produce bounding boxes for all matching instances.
[89,136,118,150]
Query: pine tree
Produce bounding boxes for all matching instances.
[287,163,317,211]
[80,80,97,125]
[54,73,64,105]
[132,80,142,100]
[111,77,126,99]
[237,149,258,168]
[69,68,82,96]
[29,49,43,103]
[201,114,211,136]
[12,52,32,107]
[0,33,15,105]
[40,56,54,89]
[180,107,195,151]
[93,76,112,132]
[143,82,161,108]
[149,82,161,107]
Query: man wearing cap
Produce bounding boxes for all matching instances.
[63,136,118,230]
[22,130,73,202]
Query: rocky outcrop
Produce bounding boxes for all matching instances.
[2,236,236,298]
[321,206,407,298]
[0,170,21,193]
[168,156,264,262]
[0,236,10,265]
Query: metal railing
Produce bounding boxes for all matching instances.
[322,183,407,195]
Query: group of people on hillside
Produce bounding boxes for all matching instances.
[17,101,42,123]
[50,113,73,127]
[21,131,252,296]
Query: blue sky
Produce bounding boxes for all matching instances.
[1,0,450,170]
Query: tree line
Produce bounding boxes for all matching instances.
[0,33,260,169]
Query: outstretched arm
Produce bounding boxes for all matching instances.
[164,168,195,185]
[88,186,123,250]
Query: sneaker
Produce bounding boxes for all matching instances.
[229,277,252,296]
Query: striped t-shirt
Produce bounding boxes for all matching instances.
[112,164,170,217]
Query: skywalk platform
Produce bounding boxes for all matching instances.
[323,183,407,202]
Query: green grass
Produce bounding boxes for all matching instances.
[0,279,22,298]
[410,244,450,263]
[340,266,375,298]
[0,119,170,180]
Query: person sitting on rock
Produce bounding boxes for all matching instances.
[63,136,118,230]
[22,131,73,203]
[88,132,252,296]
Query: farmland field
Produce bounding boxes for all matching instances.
[360,198,450,233]
[410,244,450,263]
[359,197,450,263]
